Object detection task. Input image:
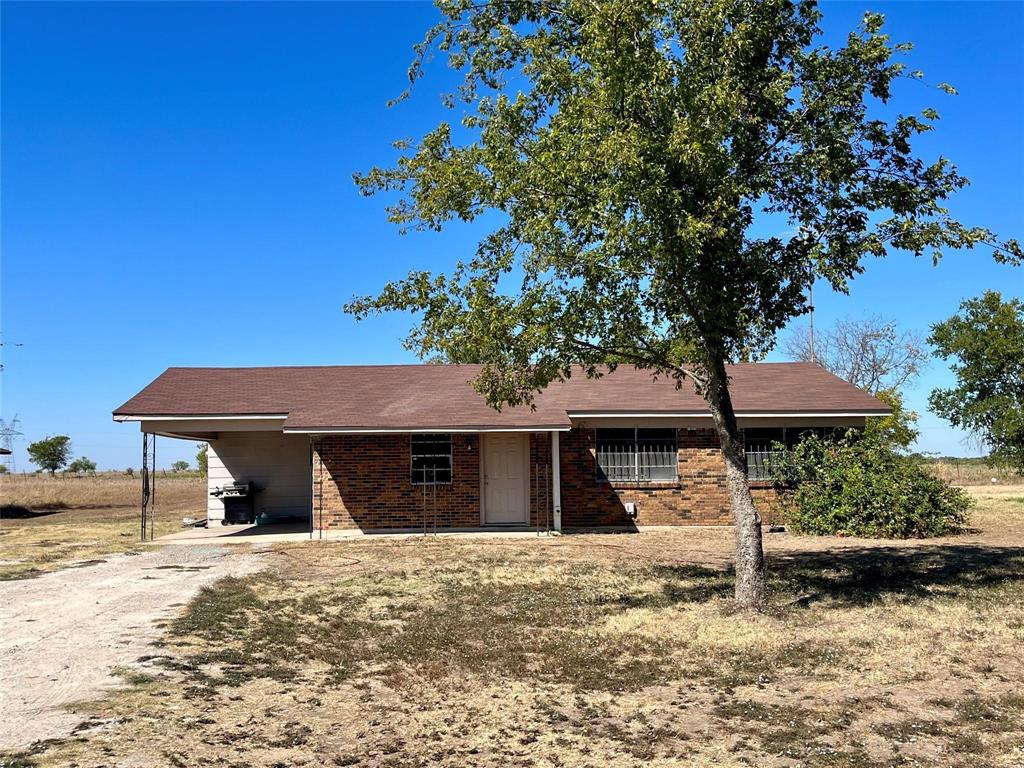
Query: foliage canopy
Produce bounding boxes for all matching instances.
[350,0,1019,402]
[929,291,1024,471]
[771,428,970,538]
[348,0,1018,605]
[27,435,72,476]
[67,457,97,475]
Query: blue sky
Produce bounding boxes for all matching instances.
[1,1,1021,470]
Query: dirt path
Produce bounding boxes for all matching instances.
[0,544,264,751]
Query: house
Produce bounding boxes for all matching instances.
[112,363,887,532]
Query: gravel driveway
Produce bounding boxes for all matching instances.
[0,545,264,750]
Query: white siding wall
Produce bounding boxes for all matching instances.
[207,433,311,524]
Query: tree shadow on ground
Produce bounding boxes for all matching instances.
[0,505,64,519]
[769,544,1024,608]
[635,545,1024,609]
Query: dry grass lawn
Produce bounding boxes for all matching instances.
[3,486,1023,768]
[0,474,206,579]
[925,459,1023,486]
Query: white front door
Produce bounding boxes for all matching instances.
[483,434,529,525]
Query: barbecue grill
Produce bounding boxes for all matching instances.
[210,481,257,524]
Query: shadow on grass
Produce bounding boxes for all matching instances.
[621,545,1024,611]
[0,505,65,519]
[769,544,1024,608]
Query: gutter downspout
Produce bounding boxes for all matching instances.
[551,431,562,532]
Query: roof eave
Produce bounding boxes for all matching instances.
[112,413,288,422]
[282,425,572,434]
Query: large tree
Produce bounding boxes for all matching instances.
[348,0,1020,607]
[929,291,1024,471]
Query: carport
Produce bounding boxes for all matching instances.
[112,414,314,541]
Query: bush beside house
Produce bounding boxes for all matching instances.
[770,429,970,538]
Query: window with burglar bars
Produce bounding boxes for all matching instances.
[595,428,678,483]
[743,427,850,481]
[411,434,452,485]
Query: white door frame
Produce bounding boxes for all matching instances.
[480,433,530,526]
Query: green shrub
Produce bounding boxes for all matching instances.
[771,431,970,538]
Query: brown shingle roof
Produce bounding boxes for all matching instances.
[113,363,888,431]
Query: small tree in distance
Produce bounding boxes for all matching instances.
[27,436,72,476]
[67,457,97,475]
[784,317,927,395]
[347,0,1020,607]
[171,460,190,473]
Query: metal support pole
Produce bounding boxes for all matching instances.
[140,433,150,542]
[318,440,324,541]
[151,435,156,541]
[308,438,314,540]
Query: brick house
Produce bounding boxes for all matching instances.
[113,363,887,532]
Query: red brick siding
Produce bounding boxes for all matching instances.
[313,434,482,530]
[313,433,558,530]
[528,433,555,529]
[312,429,779,530]
[750,485,782,525]
[558,427,780,528]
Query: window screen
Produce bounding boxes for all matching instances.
[596,428,677,482]
[411,434,452,485]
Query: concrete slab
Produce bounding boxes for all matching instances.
[155,523,558,545]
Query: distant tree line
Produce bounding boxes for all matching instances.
[21,434,205,476]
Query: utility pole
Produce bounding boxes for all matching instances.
[0,416,23,472]
[808,283,815,364]
[1,334,26,471]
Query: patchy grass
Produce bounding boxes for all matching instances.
[5,487,1024,767]
[0,474,204,579]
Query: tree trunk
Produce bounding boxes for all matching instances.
[702,359,768,609]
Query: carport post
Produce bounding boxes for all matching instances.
[140,432,156,542]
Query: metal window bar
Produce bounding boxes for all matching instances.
[597,438,677,482]
[411,434,452,486]
[745,449,786,482]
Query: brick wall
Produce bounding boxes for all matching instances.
[313,433,560,530]
[312,429,780,531]
[559,427,781,528]
[529,433,556,529]
[312,434,483,530]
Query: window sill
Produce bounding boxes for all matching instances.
[602,480,681,490]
